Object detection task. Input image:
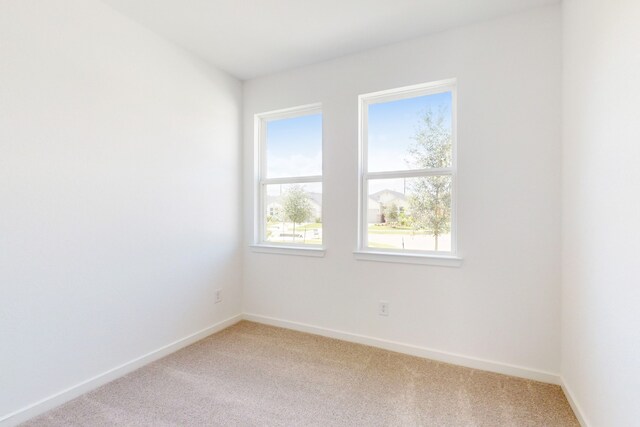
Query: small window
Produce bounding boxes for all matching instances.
[358,80,457,255]
[255,104,322,247]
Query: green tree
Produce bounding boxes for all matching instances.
[282,185,312,242]
[407,107,452,251]
[383,202,399,224]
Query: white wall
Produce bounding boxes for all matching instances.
[0,0,242,422]
[562,0,640,425]
[243,6,562,377]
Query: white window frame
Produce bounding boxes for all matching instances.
[251,103,325,257]
[355,79,462,267]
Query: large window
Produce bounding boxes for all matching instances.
[255,104,323,248]
[358,80,457,256]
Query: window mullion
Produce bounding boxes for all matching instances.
[365,169,453,181]
[261,175,322,186]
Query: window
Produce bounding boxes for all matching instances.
[357,80,458,261]
[254,104,323,250]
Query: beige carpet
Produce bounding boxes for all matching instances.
[23,321,578,426]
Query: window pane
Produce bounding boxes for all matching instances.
[266,113,322,178]
[264,182,322,245]
[368,91,452,172]
[367,176,452,252]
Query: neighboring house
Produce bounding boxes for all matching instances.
[267,188,407,225]
[307,192,322,219]
[368,189,409,223]
[367,197,381,224]
[266,192,322,222]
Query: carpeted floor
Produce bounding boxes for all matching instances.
[23,321,579,426]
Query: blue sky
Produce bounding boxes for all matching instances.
[368,91,452,172]
[265,91,451,180]
[266,113,322,178]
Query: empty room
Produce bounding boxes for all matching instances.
[1,0,638,426]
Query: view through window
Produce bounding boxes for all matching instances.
[360,81,456,253]
[257,105,322,246]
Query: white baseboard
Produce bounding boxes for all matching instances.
[243,313,561,385]
[0,314,243,427]
[560,377,590,427]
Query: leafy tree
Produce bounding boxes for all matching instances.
[409,176,451,250]
[398,210,412,227]
[282,185,312,242]
[407,107,452,169]
[383,202,399,224]
[407,107,452,250]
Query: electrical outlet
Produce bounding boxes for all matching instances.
[379,301,389,316]
[214,289,222,304]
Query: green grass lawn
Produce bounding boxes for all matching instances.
[265,222,322,245]
[368,225,430,235]
[265,237,322,245]
[267,222,322,231]
[297,223,322,231]
[367,242,398,249]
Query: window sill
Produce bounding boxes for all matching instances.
[353,250,463,267]
[250,244,326,257]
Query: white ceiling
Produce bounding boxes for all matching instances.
[102,0,558,80]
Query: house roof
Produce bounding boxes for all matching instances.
[267,192,322,208]
[369,189,408,203]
